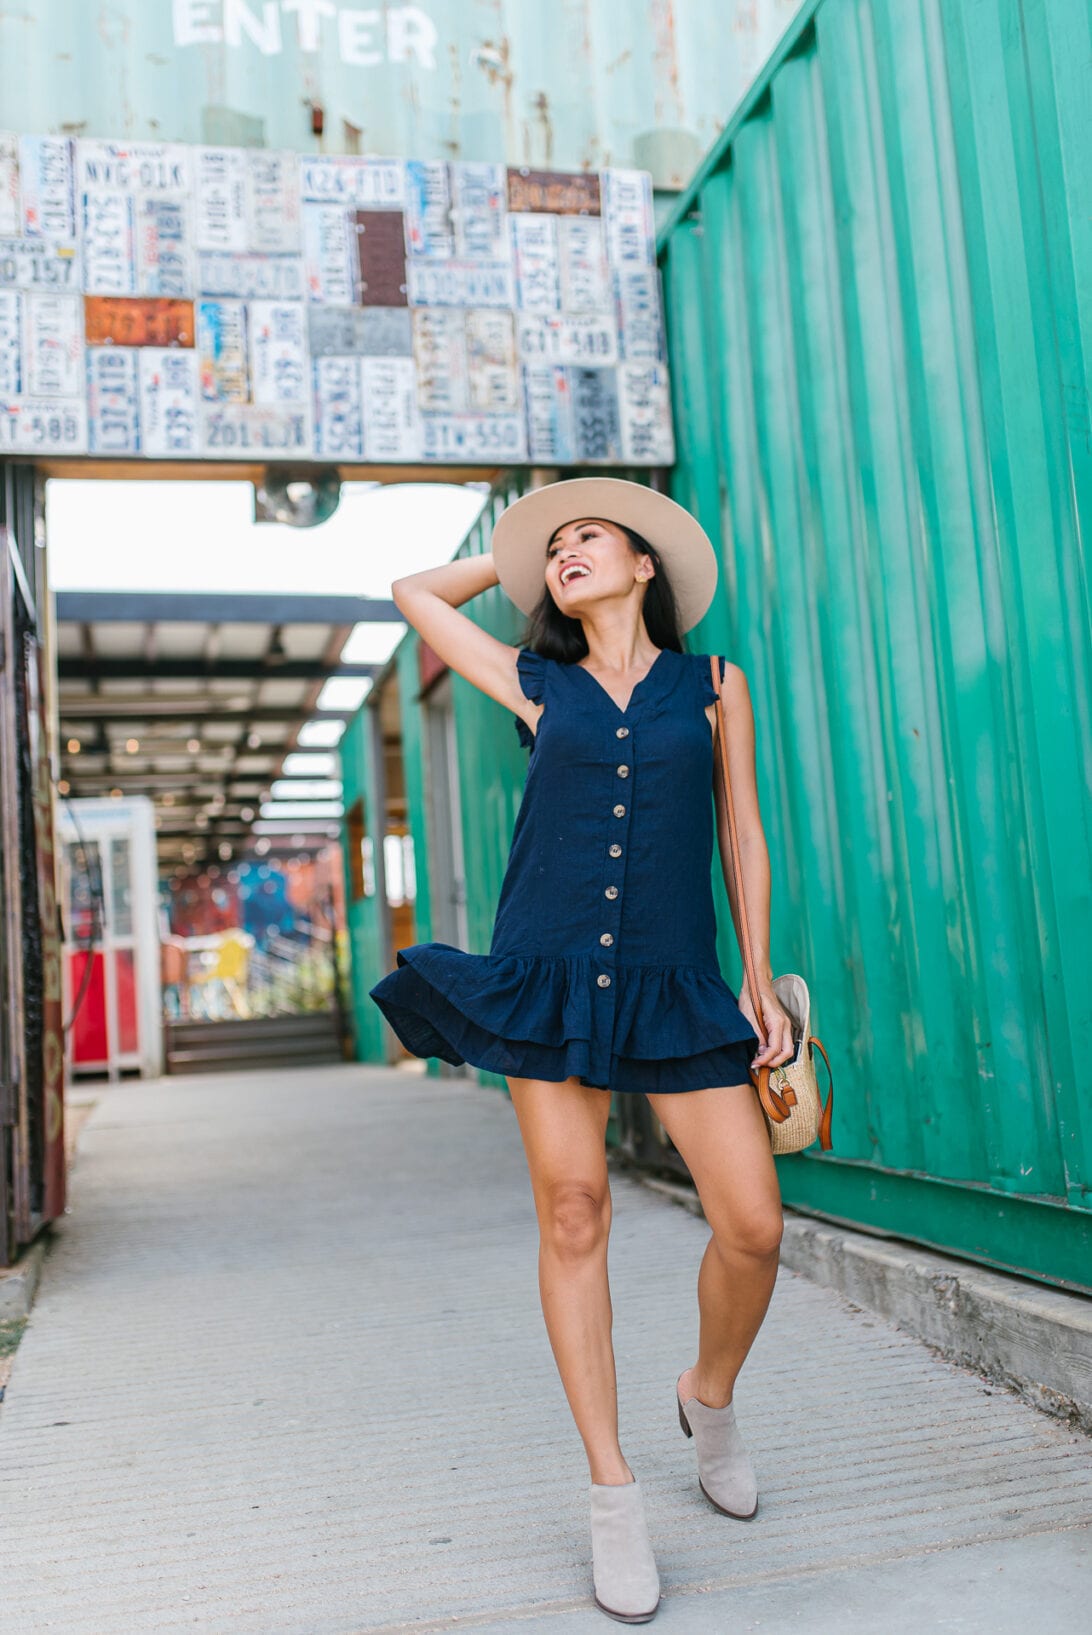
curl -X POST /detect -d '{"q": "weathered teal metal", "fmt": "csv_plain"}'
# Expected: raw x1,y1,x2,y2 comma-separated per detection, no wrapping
340,689,388,1064
0,1,803,188
657,0,1092,1288
341,475,527,1089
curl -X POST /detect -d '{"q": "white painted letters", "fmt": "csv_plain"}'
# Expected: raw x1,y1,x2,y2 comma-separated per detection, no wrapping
224,0,282,54
172,0,224,47
387,6,438,69
281,0,337,53
172,2,440,69
338,9,382,67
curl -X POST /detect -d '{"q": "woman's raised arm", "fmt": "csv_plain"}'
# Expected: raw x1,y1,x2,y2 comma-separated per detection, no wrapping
391,552,539,730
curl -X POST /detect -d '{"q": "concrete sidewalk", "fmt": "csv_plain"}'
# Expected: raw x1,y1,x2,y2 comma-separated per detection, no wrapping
0,1064,1090,1634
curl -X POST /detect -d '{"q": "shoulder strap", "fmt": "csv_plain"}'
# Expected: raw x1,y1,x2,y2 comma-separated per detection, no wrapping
709,656,782,1119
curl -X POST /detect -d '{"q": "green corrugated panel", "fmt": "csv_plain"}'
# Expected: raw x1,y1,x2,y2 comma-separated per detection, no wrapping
659,0,1092,1287
339,703,388,1063
396,634,434,950
445,480,529,1089
341,477,528,1082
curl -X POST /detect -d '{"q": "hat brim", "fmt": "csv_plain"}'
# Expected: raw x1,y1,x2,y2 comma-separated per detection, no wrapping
491,479,719,635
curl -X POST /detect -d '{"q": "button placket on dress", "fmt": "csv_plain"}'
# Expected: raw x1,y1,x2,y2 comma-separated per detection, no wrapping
591,719,634,1082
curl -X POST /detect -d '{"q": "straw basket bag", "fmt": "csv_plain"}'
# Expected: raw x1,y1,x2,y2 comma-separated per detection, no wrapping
709,657,834,1154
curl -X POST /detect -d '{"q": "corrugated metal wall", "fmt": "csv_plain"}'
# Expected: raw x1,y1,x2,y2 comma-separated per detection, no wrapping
658,0,1092,1287
340,687,388,1063
0,0,803,189
448,478,527,967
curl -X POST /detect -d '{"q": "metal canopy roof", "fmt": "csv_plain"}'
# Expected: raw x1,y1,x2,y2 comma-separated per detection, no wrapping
55,590,400,869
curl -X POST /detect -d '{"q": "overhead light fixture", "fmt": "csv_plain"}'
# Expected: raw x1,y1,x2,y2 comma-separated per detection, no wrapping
316,676,372,712
339,623,403,665
187,738,201,755
259,801,343,821
67,738,81,754
297,719,347,748
282,752,337,777
270,779,342,801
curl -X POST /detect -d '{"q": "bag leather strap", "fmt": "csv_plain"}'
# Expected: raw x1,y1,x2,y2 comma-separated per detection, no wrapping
708,655,783,1123
709,658,836,1145
809,1035,835,1151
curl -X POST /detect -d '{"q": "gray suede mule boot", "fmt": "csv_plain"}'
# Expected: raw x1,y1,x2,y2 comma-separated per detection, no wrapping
677,1375,758,1519
589,1478,661,1623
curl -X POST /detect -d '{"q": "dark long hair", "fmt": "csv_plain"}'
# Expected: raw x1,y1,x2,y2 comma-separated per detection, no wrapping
517,524,687,661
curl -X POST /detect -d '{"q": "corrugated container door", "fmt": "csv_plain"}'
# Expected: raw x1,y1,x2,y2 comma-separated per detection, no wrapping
658,0,1092,1288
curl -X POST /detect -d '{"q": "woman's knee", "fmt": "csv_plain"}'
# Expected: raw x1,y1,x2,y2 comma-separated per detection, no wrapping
540,1180,611,1262
711,1202,784,1262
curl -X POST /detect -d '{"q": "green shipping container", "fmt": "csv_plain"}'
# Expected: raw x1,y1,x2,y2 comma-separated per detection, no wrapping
658,0,1092,1289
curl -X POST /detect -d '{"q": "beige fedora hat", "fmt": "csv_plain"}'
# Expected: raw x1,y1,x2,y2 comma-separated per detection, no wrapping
491,478,719,634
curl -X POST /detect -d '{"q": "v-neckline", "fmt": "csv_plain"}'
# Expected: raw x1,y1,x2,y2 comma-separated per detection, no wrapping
572,648,668,716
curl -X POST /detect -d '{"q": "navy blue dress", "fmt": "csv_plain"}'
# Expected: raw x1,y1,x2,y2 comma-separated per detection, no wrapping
369,646,760,1093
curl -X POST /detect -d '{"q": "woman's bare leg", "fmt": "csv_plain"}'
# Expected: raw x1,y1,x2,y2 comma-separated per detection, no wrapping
646,1083,783,1408
506,1074,631,1485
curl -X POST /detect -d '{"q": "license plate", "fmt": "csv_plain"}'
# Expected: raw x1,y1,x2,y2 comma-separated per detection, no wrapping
0,395,86,453
517,312,619,367
301,157,405,211
0,238,80,291
362,356,421,461
404,160,454,259
510,214,560,313
523,364,575,465
200,402,311,455
196,298,249,401
602,169,655,268
421,413,526,462
139,347,199,457
619,361,674,464
406,259,514,308
196,251,303,302
248,300,307,407
309,305,412,358
88,345,141,452
313,355,364,459
84,296,195,349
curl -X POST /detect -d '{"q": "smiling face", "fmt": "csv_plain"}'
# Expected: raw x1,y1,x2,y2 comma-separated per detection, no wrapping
544,517,655,616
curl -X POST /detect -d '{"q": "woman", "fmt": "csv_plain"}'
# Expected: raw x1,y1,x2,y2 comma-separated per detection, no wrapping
370,478,794,1624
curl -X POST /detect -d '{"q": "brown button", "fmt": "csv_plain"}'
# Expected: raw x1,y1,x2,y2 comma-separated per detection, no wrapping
605,886,618,900
600,932,614,947
609,843,622,858
613,803,626,818
616,765,629,778
616,726,630,738
597,973,611,988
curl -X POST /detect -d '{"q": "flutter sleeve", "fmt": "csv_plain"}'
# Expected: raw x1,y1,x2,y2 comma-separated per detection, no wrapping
698,653,728,706
513,649,548,749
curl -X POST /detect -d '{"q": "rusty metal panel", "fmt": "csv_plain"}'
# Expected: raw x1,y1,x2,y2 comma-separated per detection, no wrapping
658,0,1092,1287
0,3,806,191
84,297,195,348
